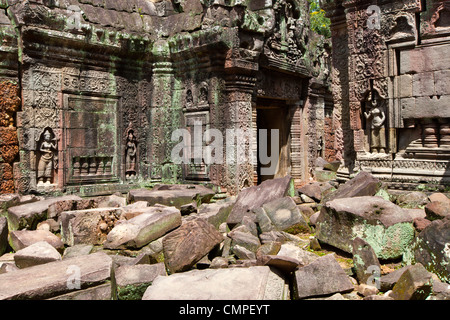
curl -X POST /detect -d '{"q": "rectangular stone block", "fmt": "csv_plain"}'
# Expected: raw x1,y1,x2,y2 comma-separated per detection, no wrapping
400,43,450,74
398,74,413,98
7,195,82,231
402,95,450,119
412,72,435,97
434,70,450,96
60,207,123,246
142,266,288,300
0,252,113,300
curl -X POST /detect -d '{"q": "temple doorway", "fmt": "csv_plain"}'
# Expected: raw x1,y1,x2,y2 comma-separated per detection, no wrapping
256,99,292,184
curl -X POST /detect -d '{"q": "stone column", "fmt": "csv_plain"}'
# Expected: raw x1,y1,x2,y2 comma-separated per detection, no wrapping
223,49,258,195
149,40,179,182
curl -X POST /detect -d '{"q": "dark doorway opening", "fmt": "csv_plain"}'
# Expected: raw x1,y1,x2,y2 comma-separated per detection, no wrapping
256,99,292,184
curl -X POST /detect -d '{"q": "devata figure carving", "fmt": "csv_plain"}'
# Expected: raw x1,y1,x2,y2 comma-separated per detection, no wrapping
37,128,57,185
125,129,137,179
364,90,386,154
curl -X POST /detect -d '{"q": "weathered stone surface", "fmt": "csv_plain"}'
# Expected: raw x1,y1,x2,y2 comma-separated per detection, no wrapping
228,225,261,253
396,191,429,209
425,201,450,220
390,263,433,300
163,218,224,273
257,254,301,274
195,196,235,229
293,254,354,299
14,241,62,269
352,237,380,285
324,171,381,202
128,184,215,209
227,176,293,228
232,244,256,260
49,283,112,300
7,195,82,230
61,207,123,246
142,266,288,300
104,206,181,250
254,197,310,233
412,217,450,283
9,230,64,252
316,196,415,260
0,252,112,300
62,244,94,260
114,263,167,300
428,193,450,203
380,265,412,292
0,217,8,256
277,242,319,266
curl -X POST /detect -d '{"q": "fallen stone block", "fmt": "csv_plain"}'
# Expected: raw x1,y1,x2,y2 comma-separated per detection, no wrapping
163,218,224,273
104,206,181,250
49,283,112,300
227,176,293,228
0,251,113,300
228,225,261,253
113,263,167,300
60,207,123,246
277,242,319,266
62,244,94,260
195,196,236,229
293,254,354,299
127,184,215,209
14,241,62,269
256,254,301,274
390,263,433,300
412,217,450,283
351,237,381,285
7,195,82,230
9,229,64,252
142,266,288,300
0,217,8,256
380,265,412,292
323,171,381,202
254,196,310,233
425,201,450,220
316,196,415,260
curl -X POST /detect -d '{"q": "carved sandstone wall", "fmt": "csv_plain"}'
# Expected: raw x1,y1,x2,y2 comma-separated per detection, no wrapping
323,0,450,188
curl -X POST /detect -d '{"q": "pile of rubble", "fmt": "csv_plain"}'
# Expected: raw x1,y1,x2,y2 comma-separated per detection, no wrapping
0,172,449,300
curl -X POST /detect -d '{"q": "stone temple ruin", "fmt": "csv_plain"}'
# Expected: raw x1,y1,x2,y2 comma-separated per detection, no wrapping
0,0,333,196
0,0,449,302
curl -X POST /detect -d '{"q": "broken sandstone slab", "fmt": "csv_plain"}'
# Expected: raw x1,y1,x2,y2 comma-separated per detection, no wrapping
127,184,215,209
227,175,294,228
7,195,82,230
9,229,64,252
254,196,310,233
0,251,112,300
316,196,415,260
113,263,167,300
142,266,288,300
163,218,224,273
104,206,181,250
293,254,354,300
14,241,62,269
60,207,123,246
323,171,381,203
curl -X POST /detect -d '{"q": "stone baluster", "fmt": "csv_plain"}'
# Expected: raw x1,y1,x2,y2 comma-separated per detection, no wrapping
439,119,450,148
80,158,89,176
422,119,439,148
73,157,80,177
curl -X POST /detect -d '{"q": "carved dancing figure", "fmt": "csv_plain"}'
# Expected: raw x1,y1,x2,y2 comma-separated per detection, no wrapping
125,130,137,179
38,129,57,185
364,91,387,153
